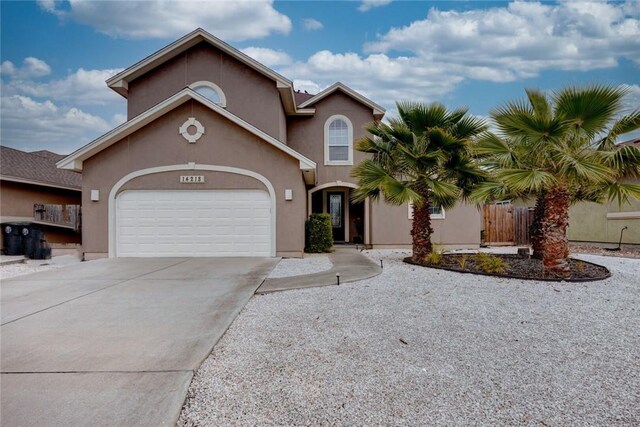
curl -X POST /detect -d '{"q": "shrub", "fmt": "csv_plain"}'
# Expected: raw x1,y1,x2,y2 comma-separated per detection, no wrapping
305,213,333,253
473,253,508,274
424,250,443,265
456,255,469,269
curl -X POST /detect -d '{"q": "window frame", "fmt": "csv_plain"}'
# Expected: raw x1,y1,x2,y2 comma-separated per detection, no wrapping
324,114,353,166
189,81,227,107
408,202,446,220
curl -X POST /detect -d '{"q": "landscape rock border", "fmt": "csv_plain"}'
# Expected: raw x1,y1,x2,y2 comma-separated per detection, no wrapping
403,255,612,282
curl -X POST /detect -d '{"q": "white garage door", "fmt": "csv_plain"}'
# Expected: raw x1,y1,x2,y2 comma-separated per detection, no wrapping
116,190,272,257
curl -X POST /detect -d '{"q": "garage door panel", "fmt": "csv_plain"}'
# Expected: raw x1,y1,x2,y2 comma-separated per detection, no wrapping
116,190,272,257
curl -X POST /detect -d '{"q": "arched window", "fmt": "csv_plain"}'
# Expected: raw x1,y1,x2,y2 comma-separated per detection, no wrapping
324,115,353,165
189,81,226,107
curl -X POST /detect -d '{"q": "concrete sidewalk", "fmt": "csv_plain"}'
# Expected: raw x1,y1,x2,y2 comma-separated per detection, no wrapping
257,246,382,293
1,257,277,427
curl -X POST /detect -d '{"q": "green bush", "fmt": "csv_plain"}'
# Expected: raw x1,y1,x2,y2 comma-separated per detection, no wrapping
424,250,444,265
305,213,333,253
473,253,508,274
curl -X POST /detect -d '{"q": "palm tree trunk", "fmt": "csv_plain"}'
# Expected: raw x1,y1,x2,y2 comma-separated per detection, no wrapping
411,195,434,262
541,186,570,278
530,194,545,259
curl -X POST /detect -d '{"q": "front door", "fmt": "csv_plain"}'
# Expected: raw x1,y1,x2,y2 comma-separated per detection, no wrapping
327,192,345,242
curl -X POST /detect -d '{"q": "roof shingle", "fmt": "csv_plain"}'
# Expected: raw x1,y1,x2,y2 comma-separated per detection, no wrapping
0,146,81,189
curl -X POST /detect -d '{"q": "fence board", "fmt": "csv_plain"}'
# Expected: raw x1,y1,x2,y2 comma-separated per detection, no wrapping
483,203,520,245
34,204,81,232
514,207,534,245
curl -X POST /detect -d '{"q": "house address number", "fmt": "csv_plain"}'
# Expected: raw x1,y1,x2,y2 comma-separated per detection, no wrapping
180,175,205,183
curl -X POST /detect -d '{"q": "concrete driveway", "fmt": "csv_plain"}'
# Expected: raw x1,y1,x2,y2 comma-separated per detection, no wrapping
1,257,277,426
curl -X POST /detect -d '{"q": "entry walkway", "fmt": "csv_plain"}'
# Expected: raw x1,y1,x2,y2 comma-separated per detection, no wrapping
258,246,382,293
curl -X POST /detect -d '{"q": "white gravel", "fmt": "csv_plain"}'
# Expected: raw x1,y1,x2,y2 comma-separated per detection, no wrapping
179,249,640,426
268,253,333,278
0,255,81,280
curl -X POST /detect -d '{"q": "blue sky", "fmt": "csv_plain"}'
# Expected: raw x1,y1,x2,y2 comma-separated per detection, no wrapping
1,0,639,154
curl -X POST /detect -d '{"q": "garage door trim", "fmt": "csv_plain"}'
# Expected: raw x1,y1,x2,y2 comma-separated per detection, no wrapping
108,164,276,257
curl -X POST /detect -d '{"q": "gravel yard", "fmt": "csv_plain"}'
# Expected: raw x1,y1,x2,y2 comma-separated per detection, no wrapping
0,255,80,279
267,253,332,278
179,250,640,426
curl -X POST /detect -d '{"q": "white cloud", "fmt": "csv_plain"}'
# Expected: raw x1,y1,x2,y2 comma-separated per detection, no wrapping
0,61,16,75
302,18,323,31
293,80,322,95
281,51,463,111
0,95,114,153
111,113,127,126
38,0,292,41
4,67,124,105
241,47,292,67
0,57,51,79
358,0,392,12
364,1,640,81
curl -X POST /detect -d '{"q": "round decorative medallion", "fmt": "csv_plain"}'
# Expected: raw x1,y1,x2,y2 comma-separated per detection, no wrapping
179,117,205,143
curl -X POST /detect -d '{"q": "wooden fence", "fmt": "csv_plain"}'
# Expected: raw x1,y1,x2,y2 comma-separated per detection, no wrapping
33,204,81,232
483,204,533,245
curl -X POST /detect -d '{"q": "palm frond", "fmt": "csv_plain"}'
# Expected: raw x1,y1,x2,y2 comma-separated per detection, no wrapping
554,84,627,138
605,182,640,207
468,180,521,205
598,110,640,149
496,168,557,193
525,88,552,122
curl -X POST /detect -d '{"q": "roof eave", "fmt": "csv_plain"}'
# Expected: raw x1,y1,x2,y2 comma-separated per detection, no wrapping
107,28,294,99
58,88,317,177
298,82,386,118
0,175,81,192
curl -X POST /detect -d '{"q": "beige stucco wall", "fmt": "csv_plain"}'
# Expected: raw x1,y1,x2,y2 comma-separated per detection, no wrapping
569,199,640,244
81,100,306,258
370,200,481,248
127,42,286,142
0,180,81,245
287,91,375,186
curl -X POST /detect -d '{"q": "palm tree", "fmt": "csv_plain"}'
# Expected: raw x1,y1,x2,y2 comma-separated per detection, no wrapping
352,102,487,262
472,85,640,277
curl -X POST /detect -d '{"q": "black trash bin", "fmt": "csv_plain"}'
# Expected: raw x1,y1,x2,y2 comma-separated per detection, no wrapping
24,227,51,259
22,226,37,258
3,224,23,255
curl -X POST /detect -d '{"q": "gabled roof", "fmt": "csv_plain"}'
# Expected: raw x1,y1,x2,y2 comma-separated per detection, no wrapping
57,88,317,183
297,82,386,120
1,146,81,191
106,28,312,116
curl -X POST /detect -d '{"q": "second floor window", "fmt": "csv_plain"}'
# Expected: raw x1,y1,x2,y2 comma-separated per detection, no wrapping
189,81,227,107
324,115,353,165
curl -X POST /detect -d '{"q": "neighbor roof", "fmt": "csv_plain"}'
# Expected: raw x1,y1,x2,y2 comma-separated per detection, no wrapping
297,82,386,119
618,137,640,147
57,88,317,184
1,146,81,190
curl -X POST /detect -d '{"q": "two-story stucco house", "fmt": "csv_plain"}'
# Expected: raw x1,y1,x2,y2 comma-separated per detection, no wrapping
58,29,480,259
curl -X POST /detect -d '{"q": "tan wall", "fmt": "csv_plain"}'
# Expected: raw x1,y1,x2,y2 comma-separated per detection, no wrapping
569,199,640,244
287,91,374,185
370,200,481,248
0,180,81,244
82,100,306,257
127,42,285,141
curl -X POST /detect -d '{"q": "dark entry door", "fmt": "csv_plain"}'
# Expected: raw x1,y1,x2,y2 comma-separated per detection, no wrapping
327,192,345,242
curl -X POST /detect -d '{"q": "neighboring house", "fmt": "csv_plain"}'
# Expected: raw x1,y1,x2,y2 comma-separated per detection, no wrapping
568,138,640,245
57,28,480,259
1,146,82,251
